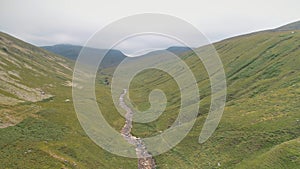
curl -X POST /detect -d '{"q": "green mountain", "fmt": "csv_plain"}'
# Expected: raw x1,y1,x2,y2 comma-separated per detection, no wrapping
0,32,137,168
0,32,73,128
0,20,300,169
118,27,300,168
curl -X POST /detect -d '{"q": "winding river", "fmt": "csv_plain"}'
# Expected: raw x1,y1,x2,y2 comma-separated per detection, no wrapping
119,89,156,169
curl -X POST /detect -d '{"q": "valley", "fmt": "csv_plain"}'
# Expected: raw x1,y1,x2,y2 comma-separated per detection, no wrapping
0,21,299,169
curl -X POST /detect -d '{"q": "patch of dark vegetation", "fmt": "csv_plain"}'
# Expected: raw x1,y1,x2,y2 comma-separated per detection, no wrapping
197,105,210,117
19,101,33,106
103,77,109,85
280,77,300,88
258,36,293,57
57,146,77,159
55,75,68,81
226,93,238,102
260,62,283,79
249,85,269,98
264,53,279,60
2,46,8,53
0,117,66,148
0,145,64,169
36,109,57,117
39,96,55,103
227,57,259,78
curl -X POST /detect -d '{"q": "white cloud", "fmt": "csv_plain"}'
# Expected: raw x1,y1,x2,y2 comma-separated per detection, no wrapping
1,0,299,55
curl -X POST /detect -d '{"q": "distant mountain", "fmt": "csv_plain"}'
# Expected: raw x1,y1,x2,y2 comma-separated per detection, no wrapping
166,46,192,55
125,46,192,59
42,45,192,68
42,44,126,68
274,20,300,31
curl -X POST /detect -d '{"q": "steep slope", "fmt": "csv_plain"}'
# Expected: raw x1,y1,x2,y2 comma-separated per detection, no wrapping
0,32,73,128
0,32,137,168
99,28,300,168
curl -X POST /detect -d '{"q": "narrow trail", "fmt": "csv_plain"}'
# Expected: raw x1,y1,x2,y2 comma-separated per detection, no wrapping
119,89,156,169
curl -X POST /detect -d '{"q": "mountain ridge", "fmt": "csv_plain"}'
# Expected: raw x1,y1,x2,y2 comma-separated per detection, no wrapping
42,44,192,63
41,44,126,68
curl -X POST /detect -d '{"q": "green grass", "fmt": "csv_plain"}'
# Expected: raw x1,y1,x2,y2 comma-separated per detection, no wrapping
103,30,300,168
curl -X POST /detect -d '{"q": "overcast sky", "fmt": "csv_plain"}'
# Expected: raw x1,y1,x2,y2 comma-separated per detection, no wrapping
1,0,300,54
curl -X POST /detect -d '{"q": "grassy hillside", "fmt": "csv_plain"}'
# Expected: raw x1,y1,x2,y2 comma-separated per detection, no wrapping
0,32,137,168
0,32,73,128
0,23,299,169
97,29,300,168
236,138,299,169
